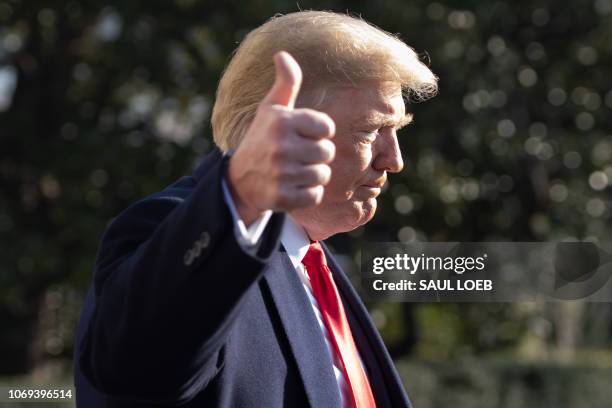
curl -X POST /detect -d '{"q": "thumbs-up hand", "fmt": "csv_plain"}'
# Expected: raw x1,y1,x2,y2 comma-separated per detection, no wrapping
227,51,336,225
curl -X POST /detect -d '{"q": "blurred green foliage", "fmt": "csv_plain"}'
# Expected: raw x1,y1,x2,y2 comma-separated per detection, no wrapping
1,0,612,403
399,358,612,408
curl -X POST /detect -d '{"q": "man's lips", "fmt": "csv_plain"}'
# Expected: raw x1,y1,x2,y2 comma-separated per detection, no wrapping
362,177,386,189
359,180,385,196
360,186,381,194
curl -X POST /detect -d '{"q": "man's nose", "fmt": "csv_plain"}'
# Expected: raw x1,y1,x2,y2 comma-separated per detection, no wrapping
372,128,404,173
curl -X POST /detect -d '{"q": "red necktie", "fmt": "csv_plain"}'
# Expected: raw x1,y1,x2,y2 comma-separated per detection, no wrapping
301,241,377,408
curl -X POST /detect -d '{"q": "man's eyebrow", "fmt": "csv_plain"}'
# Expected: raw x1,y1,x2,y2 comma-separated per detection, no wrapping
358,112,414,130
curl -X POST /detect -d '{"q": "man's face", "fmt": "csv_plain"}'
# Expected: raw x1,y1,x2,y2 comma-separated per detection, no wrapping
292,83,410,240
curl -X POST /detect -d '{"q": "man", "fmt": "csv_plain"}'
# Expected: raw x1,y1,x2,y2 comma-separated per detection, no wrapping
74,10,437,407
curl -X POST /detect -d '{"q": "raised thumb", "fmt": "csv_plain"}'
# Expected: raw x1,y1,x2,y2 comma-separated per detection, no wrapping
262,51,303,109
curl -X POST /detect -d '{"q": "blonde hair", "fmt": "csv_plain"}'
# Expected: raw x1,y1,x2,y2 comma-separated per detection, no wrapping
211,10,438,152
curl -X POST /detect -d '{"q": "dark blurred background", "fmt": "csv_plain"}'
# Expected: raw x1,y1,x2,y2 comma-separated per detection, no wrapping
1,0,612,407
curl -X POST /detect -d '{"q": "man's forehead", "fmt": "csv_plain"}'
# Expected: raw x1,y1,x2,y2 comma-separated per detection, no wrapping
353,89,408,128
330,85,405,117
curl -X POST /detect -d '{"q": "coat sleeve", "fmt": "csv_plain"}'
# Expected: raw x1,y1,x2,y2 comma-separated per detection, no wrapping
78,152,284,404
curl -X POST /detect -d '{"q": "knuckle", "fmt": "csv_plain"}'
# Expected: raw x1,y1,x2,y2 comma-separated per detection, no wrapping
326,139,336,158
323,116,336,134
305,110,326,127
316,139,335,162
309,185,324,204
314,111,335,136
318,164,332,184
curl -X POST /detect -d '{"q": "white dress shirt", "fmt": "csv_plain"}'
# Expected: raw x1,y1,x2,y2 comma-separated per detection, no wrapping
280,215,353,407
221,180,353,407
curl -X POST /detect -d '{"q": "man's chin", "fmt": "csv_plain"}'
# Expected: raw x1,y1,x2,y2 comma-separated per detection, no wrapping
292,198,378,239
349,197,377,227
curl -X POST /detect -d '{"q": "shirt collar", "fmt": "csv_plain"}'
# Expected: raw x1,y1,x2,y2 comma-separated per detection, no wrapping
281,215,311,269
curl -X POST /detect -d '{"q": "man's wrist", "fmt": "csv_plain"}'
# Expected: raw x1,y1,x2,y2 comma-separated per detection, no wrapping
227,158,265,226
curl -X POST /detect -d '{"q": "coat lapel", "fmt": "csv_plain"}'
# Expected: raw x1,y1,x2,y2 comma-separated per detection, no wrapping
262,250,342,407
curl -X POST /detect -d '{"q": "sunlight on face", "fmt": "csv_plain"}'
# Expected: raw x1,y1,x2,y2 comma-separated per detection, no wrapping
292,83,408,240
